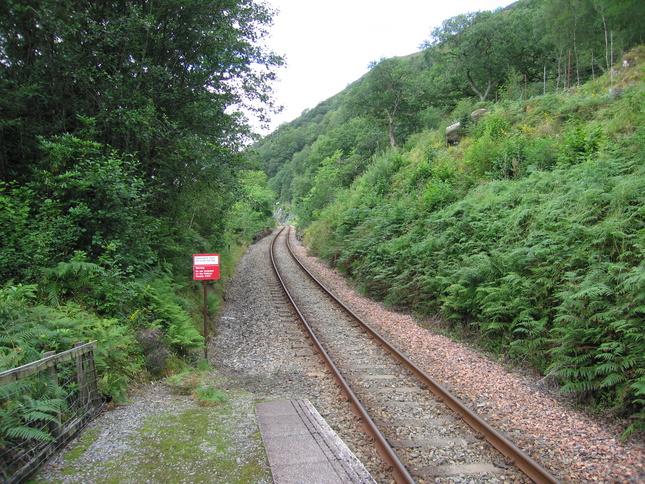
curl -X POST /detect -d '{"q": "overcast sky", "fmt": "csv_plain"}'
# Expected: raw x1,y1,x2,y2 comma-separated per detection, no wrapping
259,0,516,133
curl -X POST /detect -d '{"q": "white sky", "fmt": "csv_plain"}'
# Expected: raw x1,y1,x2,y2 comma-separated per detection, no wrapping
259,0,516,134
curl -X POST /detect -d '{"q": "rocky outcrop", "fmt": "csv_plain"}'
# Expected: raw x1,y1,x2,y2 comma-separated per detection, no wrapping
445,108,489,145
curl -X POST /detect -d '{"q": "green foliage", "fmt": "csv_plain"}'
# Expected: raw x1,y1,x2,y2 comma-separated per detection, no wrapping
0,282,143,402
0,132,156,282
524,137,559,171
0,379,64,448
257,3,644,224
466,132,502,175
166,371,202,395
0,284,45,368
194,386,228,407
0,0,283,185
426,5,544,102
0,0,286,454
302,60,645,435
558,122,605,165
538,0,644,88
346,56,432,148
164,371,226,406
226,170,276,242
258,7,645,438
139,276,205,354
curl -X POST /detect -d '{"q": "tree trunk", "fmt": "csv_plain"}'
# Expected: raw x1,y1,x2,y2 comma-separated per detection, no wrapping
385,97,401,149
466,70,490,102
388,117,397,149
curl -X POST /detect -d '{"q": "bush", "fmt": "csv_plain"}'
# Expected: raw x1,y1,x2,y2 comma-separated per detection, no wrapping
138,275,205,354
524,137,558,171
558,122,604,165
136,328,172,377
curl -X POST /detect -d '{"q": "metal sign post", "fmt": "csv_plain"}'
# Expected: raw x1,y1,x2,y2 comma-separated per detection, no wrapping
193,254,220,358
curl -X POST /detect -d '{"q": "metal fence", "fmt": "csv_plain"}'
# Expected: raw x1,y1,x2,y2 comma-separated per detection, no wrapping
0,341,102,484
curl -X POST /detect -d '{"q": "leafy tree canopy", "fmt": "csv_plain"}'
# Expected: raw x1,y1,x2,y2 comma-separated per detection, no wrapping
425,6,544,101
0,0,283,194
346,56,432,148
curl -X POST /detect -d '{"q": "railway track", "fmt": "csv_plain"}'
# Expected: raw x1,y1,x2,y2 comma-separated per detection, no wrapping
270,226,560,484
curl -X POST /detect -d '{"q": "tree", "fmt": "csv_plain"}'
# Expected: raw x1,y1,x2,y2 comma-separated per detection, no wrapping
226,170,276,240
604,0,645,49
0,130,155,281
346,57,430,149
538,0,645,87
0,0,284,276
0,0,283,209
539,0,603,87
425,7,543,101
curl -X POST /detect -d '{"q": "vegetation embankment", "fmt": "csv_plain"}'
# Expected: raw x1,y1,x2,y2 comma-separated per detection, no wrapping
250,0,645,438
0,0,279,459
307,73,645,438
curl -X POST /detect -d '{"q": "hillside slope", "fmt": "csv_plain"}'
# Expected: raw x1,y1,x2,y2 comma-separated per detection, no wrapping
301,47,645,437
247,0,645,437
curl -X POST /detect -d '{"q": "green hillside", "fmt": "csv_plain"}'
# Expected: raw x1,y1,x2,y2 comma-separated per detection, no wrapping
250,1,645,437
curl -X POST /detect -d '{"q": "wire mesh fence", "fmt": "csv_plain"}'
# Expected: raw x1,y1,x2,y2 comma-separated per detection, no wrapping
0,341,102,484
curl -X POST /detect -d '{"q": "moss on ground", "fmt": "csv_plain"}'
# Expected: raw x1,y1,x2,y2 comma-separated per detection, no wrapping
61,428,100,463
130,402,267,483
33,376,272,484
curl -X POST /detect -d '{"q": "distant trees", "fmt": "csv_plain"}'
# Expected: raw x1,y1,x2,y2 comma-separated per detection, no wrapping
250,0,644,233
424,0,645,100
538,0,645,87
254,0,645,220
226,170,276,239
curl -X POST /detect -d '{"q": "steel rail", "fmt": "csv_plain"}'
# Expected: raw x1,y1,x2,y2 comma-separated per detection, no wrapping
283,225,561,484
270,226,416,484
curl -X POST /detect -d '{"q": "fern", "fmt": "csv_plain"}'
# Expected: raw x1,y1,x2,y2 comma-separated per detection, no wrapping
632,380,645,397
41,252,104,307
0,381,65,449
144,279,204,352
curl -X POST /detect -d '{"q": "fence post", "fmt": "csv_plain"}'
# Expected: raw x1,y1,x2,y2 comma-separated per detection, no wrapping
74,342,89,407
86,345,101,406
43,351,62,438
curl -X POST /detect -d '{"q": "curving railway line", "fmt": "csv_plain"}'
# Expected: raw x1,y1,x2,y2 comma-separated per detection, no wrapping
269,225,560,484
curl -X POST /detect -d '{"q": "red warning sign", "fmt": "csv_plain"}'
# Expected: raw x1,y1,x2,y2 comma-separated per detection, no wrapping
193,254,220,280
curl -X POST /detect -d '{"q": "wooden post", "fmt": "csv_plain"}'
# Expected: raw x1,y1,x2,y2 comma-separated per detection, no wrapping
86,346,101,406
44,351,62,438
203,280,208,359
75,342,89,407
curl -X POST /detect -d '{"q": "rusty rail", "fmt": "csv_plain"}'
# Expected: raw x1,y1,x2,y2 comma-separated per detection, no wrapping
270,226,416,483
279,225,561,484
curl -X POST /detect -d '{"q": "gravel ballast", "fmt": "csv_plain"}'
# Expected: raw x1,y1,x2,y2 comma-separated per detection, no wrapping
35,228,645,483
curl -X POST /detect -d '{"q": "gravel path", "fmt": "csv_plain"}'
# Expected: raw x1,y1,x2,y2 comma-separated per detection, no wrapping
35,227,645,483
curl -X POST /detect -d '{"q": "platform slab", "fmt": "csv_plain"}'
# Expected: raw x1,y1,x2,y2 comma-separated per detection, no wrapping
255,399,376,484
